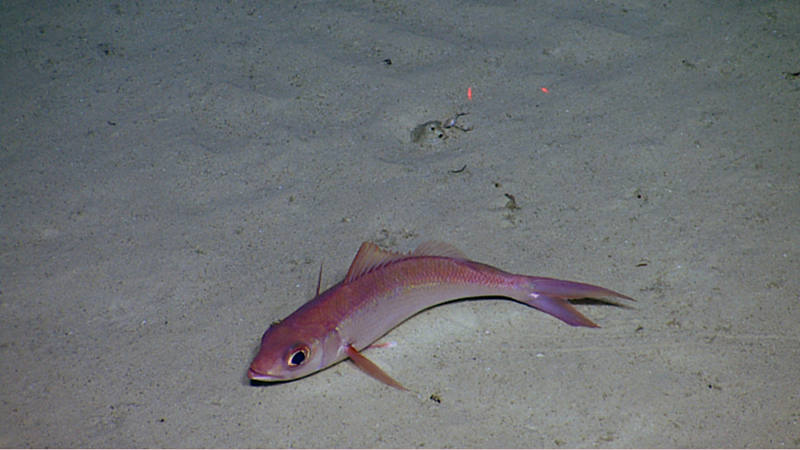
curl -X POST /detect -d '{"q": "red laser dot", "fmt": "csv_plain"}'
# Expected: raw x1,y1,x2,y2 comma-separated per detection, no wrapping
540,87,549,93
467,86,473,100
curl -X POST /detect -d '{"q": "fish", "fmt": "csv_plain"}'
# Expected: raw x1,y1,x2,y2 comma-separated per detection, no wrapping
247,241,633,390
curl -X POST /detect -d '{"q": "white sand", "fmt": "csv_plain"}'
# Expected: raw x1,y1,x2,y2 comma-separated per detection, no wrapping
2,1,798,447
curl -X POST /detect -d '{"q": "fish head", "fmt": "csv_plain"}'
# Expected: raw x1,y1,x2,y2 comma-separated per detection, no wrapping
247,319,333,382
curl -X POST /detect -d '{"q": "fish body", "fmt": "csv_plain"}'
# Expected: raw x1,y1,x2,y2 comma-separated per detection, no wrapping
248,241,633,389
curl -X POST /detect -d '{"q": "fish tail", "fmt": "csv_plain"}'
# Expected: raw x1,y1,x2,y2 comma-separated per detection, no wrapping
516,276,634,328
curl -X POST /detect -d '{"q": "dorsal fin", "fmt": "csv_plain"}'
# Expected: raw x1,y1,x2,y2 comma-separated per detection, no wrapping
315,262,323,296
344,241,468,284
412,241,467,259
344,242,408,283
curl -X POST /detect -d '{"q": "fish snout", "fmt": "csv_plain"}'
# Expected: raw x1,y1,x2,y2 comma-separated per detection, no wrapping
247,365,279,382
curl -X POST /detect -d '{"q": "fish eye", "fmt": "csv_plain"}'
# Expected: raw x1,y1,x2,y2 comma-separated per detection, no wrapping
287,346,309,366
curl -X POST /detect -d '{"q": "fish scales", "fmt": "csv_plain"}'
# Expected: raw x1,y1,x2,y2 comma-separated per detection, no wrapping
336,256,519,350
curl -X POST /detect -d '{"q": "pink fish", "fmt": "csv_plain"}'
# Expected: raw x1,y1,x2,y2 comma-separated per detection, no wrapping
248,241,633,390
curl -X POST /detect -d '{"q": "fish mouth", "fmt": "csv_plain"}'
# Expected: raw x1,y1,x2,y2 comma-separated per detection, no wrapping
247,367,280,382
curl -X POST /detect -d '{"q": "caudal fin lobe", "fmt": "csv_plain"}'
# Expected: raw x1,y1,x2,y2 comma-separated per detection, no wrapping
522,276,634,327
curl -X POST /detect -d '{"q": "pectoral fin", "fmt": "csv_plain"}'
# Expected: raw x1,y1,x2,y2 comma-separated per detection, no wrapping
345,344,407,391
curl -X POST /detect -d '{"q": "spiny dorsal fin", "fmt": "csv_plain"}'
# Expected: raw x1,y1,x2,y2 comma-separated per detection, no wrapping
344,242,407,283
344,241,468,284
412,241,467,259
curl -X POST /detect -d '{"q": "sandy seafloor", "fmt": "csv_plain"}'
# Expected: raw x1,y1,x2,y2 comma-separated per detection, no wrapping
1,1,799,447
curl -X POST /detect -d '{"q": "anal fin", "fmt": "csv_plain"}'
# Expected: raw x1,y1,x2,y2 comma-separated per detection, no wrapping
345,344,408,391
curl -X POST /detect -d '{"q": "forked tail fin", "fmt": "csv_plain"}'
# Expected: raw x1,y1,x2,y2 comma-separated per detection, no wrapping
519,276,634,327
